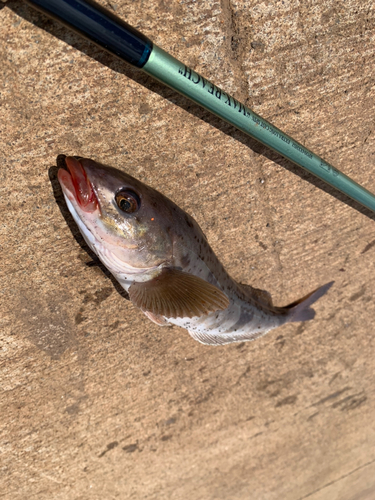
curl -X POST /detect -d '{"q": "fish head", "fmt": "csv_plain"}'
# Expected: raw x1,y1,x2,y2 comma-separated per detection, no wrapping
57,156,175,275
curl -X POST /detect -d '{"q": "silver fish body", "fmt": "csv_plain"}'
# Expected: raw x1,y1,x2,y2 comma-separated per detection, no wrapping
58,157,333,345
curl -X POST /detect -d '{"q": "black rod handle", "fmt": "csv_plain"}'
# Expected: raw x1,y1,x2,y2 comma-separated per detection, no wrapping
25,0,153,67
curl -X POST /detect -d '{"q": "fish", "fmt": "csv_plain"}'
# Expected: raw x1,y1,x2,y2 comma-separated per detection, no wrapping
57,156,334,346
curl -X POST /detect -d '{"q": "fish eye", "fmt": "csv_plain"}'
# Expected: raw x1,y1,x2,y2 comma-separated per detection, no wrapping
115,189,140,213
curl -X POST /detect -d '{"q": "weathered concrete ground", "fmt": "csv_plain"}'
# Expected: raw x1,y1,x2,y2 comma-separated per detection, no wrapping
1,1,375,498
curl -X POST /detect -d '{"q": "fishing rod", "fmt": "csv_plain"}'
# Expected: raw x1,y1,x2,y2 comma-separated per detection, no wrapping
25,0,375,214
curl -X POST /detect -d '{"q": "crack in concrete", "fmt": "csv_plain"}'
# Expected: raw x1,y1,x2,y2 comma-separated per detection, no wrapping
220,0,250,98
297,457,375,500
220,0,284,274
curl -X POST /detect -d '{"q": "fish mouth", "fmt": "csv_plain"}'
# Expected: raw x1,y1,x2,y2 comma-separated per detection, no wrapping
58,156,99,213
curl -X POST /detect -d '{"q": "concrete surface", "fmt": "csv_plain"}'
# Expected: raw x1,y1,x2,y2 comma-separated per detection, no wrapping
1,0,375,499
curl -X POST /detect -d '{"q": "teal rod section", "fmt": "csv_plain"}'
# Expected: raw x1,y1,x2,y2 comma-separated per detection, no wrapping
144,45,375,213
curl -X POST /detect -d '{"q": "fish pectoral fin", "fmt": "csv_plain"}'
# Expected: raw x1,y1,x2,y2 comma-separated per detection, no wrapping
238,283,273,307
129,268,229,319
143,310,172,327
